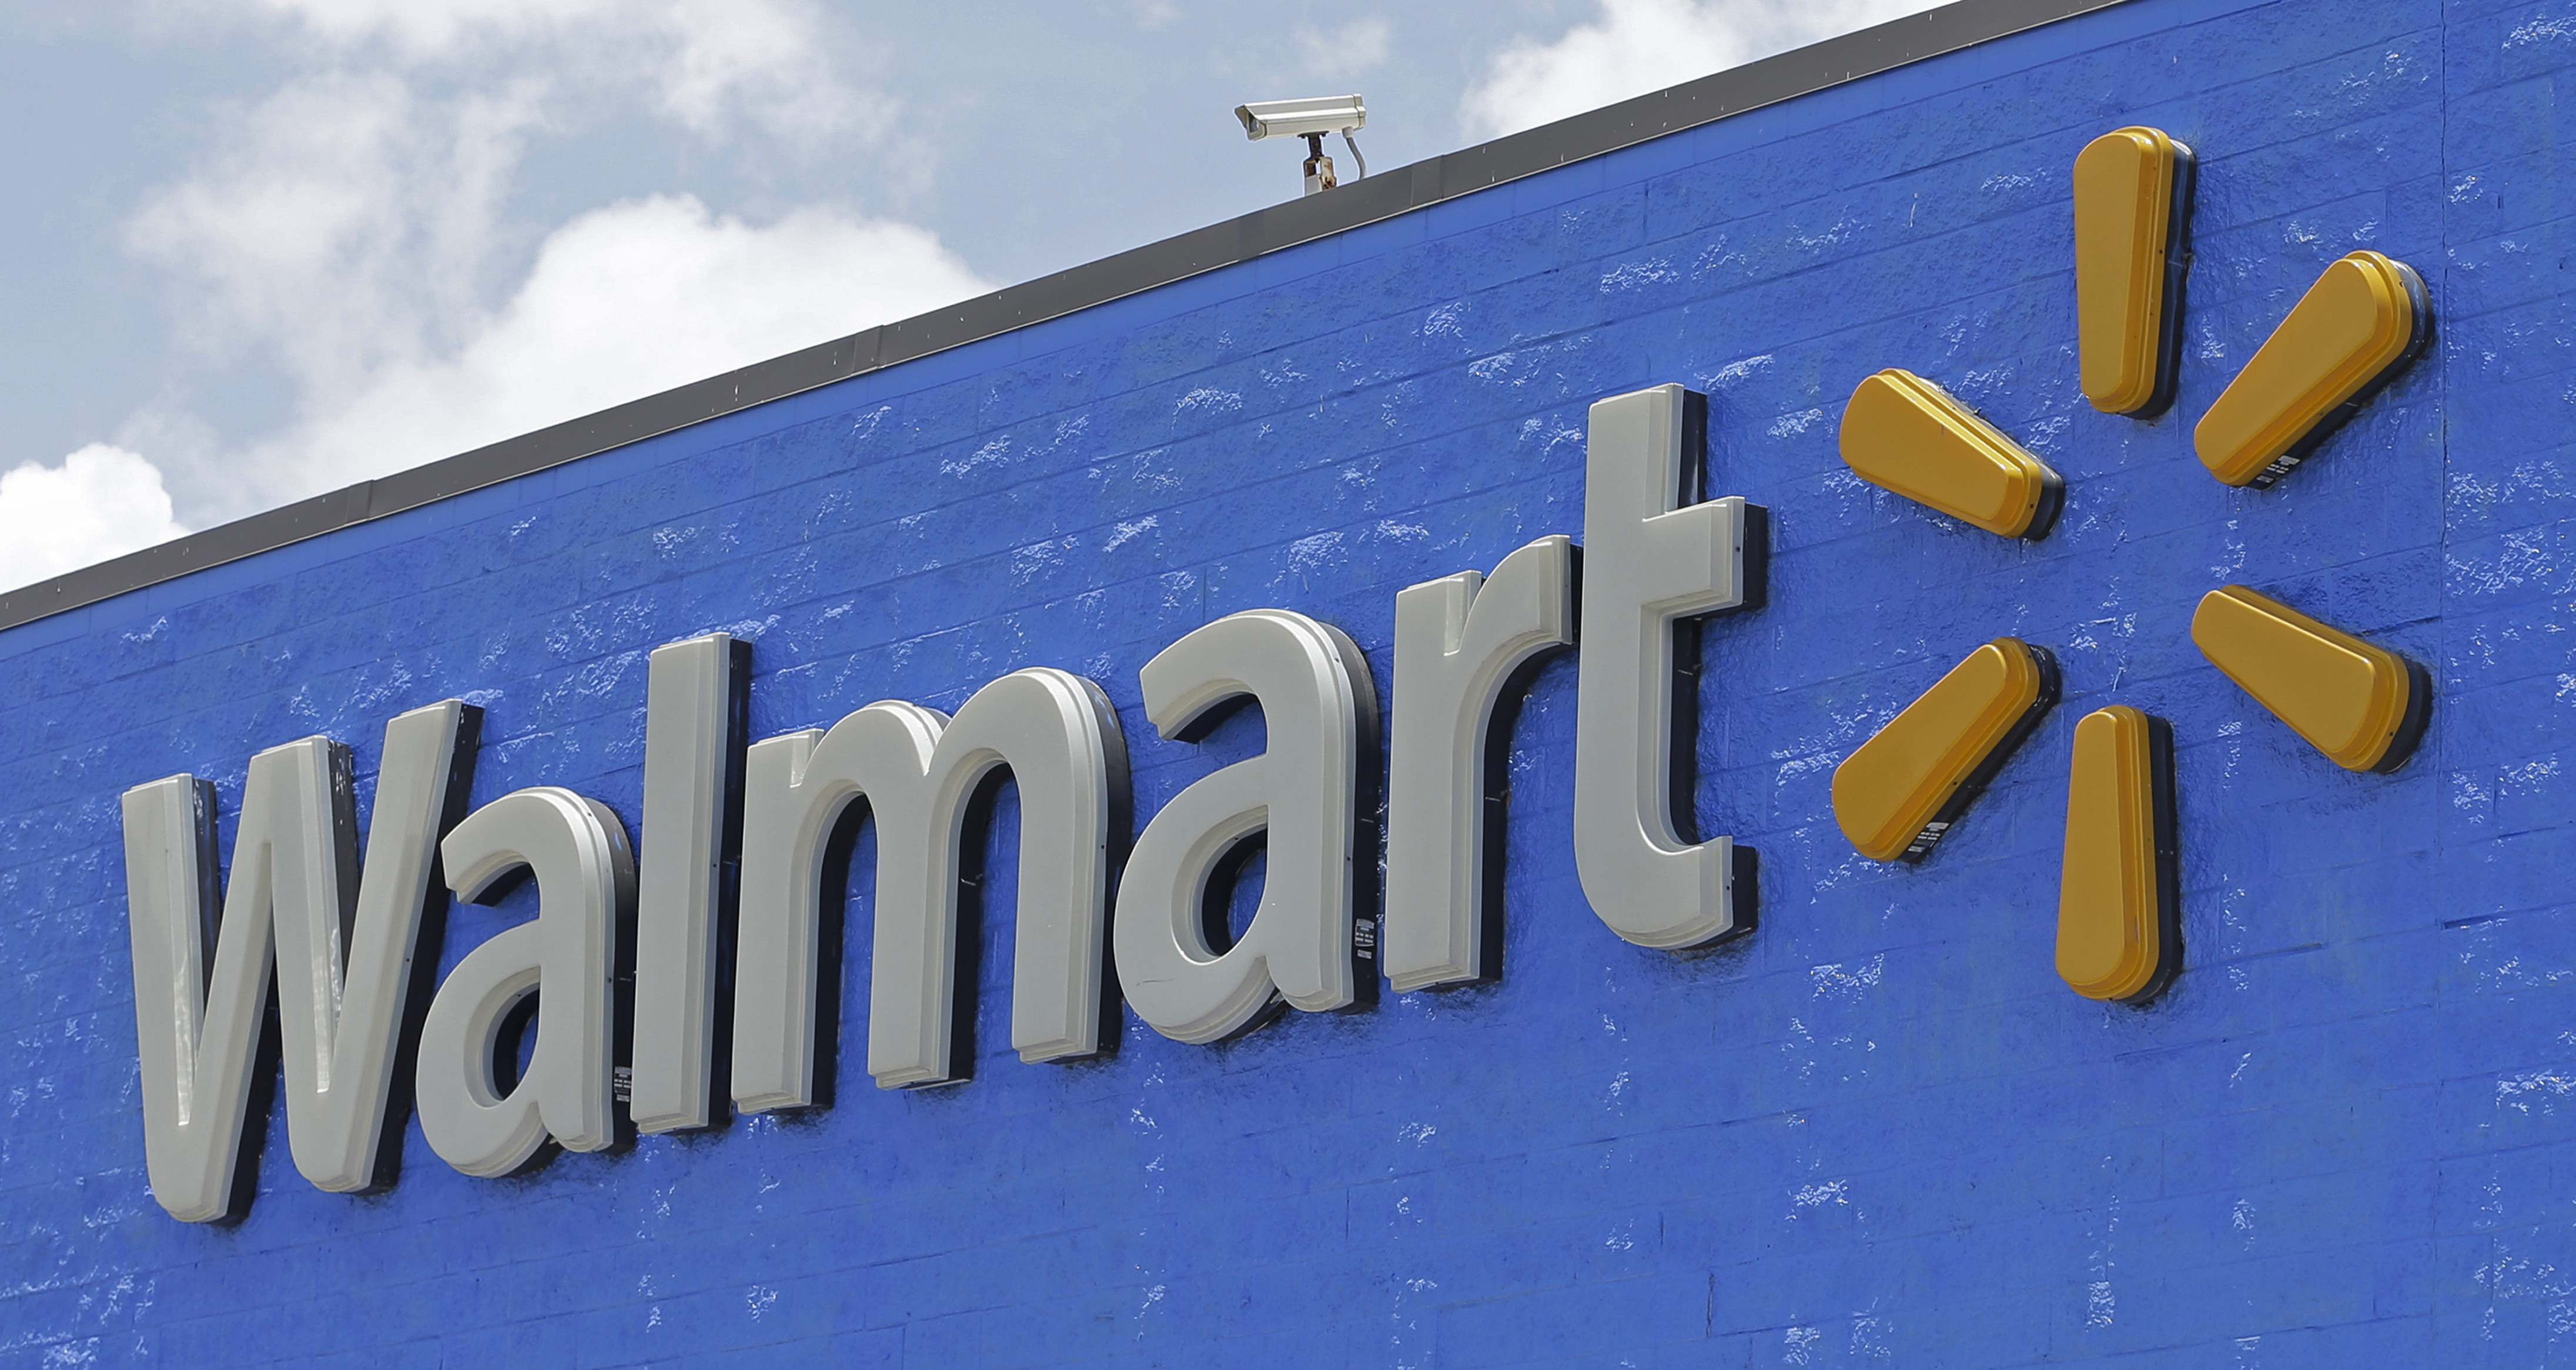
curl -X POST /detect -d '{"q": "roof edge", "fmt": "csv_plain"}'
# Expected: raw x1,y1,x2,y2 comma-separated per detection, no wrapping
0,0,2132,633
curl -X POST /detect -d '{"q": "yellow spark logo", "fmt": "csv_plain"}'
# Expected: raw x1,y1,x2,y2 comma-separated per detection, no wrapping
1822,126,2433,1007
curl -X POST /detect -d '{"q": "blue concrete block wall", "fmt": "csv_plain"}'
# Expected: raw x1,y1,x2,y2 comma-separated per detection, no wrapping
8,0,2576,1361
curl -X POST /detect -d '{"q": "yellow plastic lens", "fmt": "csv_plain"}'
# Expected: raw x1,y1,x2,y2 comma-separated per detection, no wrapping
2191,586,2426,771
2194,250,2427,487
2056,706,2175,1002
1833,637,2055,861
1839,369,2063,539
2074,126,2190,416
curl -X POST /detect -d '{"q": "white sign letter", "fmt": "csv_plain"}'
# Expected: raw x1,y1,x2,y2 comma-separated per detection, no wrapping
630,633,748,1135
120,701,475,1221
1114,610,1375,1043
417,787,633,1177
1574,383,1762,948
1383,536,1574,990
730,667,1124,1104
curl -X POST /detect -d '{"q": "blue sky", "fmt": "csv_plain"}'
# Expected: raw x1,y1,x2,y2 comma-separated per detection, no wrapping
0,0,1933,590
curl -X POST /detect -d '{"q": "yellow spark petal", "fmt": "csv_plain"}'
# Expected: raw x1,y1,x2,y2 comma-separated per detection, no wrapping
2190,585,2428,772
2194,250,2428,487
1833,637,2057,861
2074,126,2192,416
2056,706,2178,1003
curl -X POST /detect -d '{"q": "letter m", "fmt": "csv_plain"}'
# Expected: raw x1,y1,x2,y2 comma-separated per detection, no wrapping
119,702,474,1221
732,668,1123,1102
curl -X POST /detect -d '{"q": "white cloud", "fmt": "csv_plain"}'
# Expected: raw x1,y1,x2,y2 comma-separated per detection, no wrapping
128,73,540,402
240,0,621,49
1299,18,1393,80
95,2,979,537
0,446,190,593
238,0,884,142
1461,0,1938,139
0,0,976,582
251,193,989,500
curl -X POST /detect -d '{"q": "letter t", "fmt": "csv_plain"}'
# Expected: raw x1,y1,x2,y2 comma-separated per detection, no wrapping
1573,383,1761,949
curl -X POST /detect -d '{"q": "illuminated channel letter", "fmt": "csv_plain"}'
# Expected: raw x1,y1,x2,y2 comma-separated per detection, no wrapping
2191,585,2429,773
629,633,749,1135
2056,706,2179,1003
1113,610,1374,1042
1384,536,1575,990
2073,125,2194,417
417,788,634,1177
120,701,476,1221
730,667,1123,1104
1840,369,2062,539
1573,383,1762,949
2195,250,2430,487
1833,638,2058,861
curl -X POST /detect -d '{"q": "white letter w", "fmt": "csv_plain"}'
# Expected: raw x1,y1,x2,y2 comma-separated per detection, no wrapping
119,701,474,1222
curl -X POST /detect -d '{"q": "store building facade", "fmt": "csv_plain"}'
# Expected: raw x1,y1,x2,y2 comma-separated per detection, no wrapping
6,0,2574,1361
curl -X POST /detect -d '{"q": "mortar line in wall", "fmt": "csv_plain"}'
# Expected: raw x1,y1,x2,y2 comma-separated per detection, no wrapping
2433,0,2455,1331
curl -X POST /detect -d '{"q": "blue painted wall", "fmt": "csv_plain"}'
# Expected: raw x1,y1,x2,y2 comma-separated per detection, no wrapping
8,0,2576,1361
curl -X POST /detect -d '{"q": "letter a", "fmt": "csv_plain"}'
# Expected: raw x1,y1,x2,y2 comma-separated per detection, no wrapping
416,788,633,1177
1115,610,1375,1043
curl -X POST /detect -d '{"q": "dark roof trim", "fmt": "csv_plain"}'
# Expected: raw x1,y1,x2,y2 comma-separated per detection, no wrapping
0,0,2132,633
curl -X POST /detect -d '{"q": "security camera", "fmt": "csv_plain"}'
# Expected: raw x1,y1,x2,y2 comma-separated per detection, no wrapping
1235,95,1366,141
1235,95,1368,196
